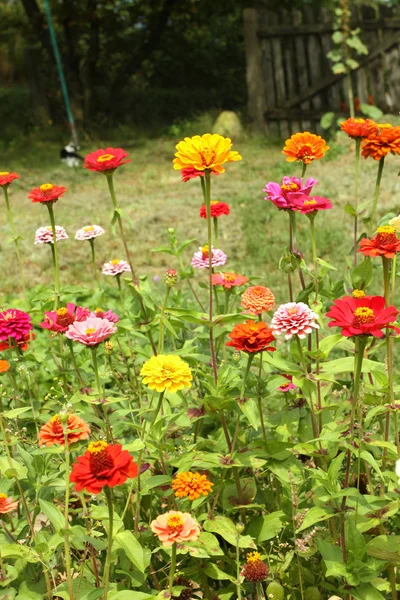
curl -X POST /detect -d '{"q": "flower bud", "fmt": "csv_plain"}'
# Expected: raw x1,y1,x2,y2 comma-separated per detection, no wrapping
164,269,178,287
105,340,114,354
236,522,245,534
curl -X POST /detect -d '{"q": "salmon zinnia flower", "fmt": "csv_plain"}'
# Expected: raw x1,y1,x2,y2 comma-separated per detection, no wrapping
340,118,378,139
227,320,276,354
241,552,269,583
172,471,214,501
359,226,400,259
326,295,399,338
28,183,66,204
140,354,192,393
361,126,400,160
70,441,138,494
283,132,329,164
0,494,18,514
150,511,200,547
212,272,248,289
199,201,230,219
39,414,90,446
173,133,242,176
241,286,275,315
0,172,20,188
83,147,130,173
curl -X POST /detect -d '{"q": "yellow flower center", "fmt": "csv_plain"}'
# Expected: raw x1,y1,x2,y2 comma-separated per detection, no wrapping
353,306,375,324
83,226,94,232
287,307,298,315
88,440,108,454
40,183,54,192
95,307,103,313
50,415,61,423
110,259,121,265
2,311,15,321
247,551,262,564
97,154,114,163
0,172,10,176
0,494,7,503
85,328,97,335
57,308,68,317
223,273,236,283
354,118,365,123
281,182,299,192
378,123,392,129
201,244,210,259
210,200,219,206
377,225,395,235
200,147,217,167
167,514,184,531
352,289,365,299
303,199,317,206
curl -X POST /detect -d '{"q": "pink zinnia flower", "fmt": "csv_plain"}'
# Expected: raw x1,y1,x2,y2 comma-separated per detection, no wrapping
0,172,19,188
212,272,249,289
83,148,130,174
263,176,318,211
65,317,117,346
39,304,91,334
102,259,131,276
0,494,18,514
0,309,32,343
91,308,119,323
291,195,332,214
34,226,68,244
277,374,297,392
150,511,200,547
271,302,319,339
191,245,227,269
75,225,105,241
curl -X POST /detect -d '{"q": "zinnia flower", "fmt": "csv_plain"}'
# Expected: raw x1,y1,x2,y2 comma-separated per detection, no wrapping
181,167,206,183
340,118,378,139
140,354,192,393
241,552,269,583
39,304,91,334
38,414,90,446
70,441,138,494
83,148,130,173
0,172,19,188
277,374,297,392
34,226,68,244
282,132,329,164
271,302,319,339
0,494,18,514
263,176,318,210
102,259,131,276
0,360,10,373
150,511,200,547
212,272,248,289
191,246,227,269
241,286,275,315
171,471,214,501
361,126,400,160
0,309,32,343
359,225,400,259
65,317,117,346
326,295,399,338
75,225,105,241
199,201,230,219
226,320,276,354
173,133,242,175
90,308,119,323
0,332,34,352
292,196,332,214
28,183,66,204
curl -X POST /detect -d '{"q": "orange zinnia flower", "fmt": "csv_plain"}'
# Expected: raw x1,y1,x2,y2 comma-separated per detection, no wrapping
0,360,10,373
359,226,400,259
0,494,18,514
171,471,214,501
282,132,329,164
361,126,400,160
226,320,276,354
241,286,275,315
340,118,378,139
150,511,200,547
38,414,90,447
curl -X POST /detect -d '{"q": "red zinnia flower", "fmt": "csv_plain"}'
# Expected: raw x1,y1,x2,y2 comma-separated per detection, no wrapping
291,195,332,214
361,126,400,160
83,148,130,174
0,309,32,343
39,303,91,334
0,172,20,188
39,414,90,446
326,295,399,338
28,183,66,204
0,332,35,352
70,441,138,494
359,225,400,259
181,167,206,182
340,118,378,139
226,320,276,353
199,201,230,219
212,272,249,289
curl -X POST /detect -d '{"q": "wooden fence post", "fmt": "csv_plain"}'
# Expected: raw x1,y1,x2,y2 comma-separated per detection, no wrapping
243,7,266,134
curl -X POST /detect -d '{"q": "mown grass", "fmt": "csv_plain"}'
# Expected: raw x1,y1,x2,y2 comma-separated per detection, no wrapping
2,131,400,305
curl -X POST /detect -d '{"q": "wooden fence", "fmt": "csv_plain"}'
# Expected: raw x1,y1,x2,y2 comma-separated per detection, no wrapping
243,2,400,137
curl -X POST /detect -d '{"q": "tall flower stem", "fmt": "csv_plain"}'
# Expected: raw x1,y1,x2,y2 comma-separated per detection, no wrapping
144,391,165,442
89,239,101,288
168,542,177,596
158,287,171,354
309,216,323,431
116,275,125,310
103,487,114,600
106,174,157,355
47,203,61,308
369,157,385,235
3,186,27,306
91,347,113,442
63,432,74,600
235,532,242,600
213,216,219,247
301,163,307,178
67,339,85,386
295,336,319,438
353,138,361,265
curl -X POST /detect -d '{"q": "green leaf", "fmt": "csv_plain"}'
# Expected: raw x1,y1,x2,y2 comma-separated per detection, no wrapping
332,62,346,74
0,544,40,563
297,506,334,532
114,530,150,573
238,398,259,430
332,30,344,44
344,202,357,217
39,499,64,533
2,407,31,419
319,334,344,358
204,563,236,583
16,583,43,600
141,475,172,491
321,357,385,376
367,535,400,562
0,457,28,480
108,593,154,600
360,104,383,121
247,511,285,542
0,565,18,588
350,584,386,600
186,532,223,557
320,111,335,130
351,258,372,289
346,36,368,55
346,520,366,562
316,257,337,271
203,516,256,548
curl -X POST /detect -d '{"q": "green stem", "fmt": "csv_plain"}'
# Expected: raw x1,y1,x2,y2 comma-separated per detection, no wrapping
103,487,114,600
353,138,361,266
91,347,113,442
295,336,319,438
347,72,355,119
168,542,177,596
63,432,75,600
158,287,171,354
391,254,397,305
67,338,85,386
213,216,219,248
301,163,307,178
47,202,61,307
369,156,385,235
310,217,319,298
3,186,28,306
144,391,165,443
257,353,267,443
240,353,254,400
89,239,101,288
236,533,242,600
116,274,125,310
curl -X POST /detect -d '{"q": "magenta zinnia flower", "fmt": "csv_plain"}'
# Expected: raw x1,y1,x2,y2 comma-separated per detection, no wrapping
66,317,117,346
34,226,68,244
271,302,319,339
102,259,131,276
75,225,105,241
263,176,318,211
191,245,227,269
277,374,297,392
0,309,32,343
39,303,91,334
90,308,119,323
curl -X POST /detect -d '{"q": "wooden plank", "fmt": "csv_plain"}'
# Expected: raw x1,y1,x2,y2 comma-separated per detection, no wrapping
270,8,289,138
319,6,341,111
385,44,400,112
243,8,267,134
291,8,311,131
257,19,400,38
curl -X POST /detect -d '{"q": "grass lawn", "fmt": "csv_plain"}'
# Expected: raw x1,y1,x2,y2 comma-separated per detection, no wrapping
2,132,400,304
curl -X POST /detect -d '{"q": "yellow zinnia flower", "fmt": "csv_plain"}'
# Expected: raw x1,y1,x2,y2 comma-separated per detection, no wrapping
173,133,242,174
140,354,192,393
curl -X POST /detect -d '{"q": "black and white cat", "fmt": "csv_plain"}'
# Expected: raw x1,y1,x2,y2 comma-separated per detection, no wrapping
60,143,83,167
